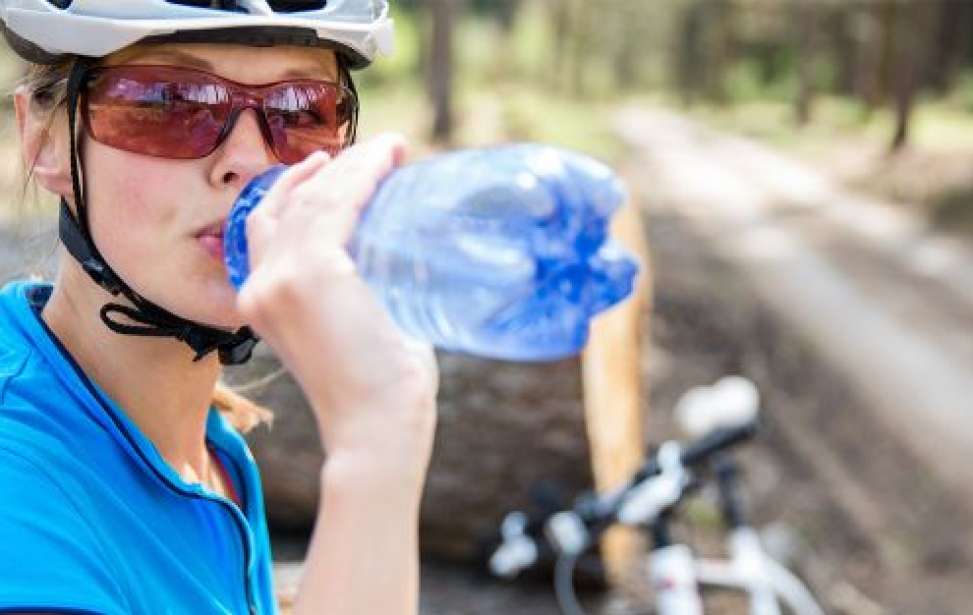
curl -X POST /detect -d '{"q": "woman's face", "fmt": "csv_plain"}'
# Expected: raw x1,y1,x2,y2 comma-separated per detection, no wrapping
81,44,340,329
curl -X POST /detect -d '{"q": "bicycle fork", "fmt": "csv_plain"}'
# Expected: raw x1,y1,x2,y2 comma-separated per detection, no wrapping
647,515,705,615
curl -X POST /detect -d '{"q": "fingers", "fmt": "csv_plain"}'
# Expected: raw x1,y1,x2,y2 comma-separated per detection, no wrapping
242,133,408,294
298,133,406,209
274,132,409,248
244,151,331,265
258,150,333,219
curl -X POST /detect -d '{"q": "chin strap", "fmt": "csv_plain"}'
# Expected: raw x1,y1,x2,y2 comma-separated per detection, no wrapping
62,57,259,365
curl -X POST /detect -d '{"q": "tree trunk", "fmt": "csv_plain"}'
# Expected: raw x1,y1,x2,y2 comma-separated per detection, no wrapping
427,0,456,143
929,0,972,94
794,0,818,126
551,0,571,91
570,0,590,97
614,4,641,91
852,3,884,111
830,5,857,96
891,0,928,151
495,0,520,35
675,1,705,107
703,0,732,105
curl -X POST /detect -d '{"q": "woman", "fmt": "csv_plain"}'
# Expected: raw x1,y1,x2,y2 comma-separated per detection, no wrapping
0,2,437,614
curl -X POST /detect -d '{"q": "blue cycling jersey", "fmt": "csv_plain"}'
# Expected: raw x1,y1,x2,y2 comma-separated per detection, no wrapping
0,280,278,614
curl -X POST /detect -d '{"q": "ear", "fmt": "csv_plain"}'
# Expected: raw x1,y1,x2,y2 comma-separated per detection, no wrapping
14,85,73,199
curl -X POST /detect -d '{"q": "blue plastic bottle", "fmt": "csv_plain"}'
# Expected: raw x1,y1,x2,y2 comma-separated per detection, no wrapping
224,144,638,361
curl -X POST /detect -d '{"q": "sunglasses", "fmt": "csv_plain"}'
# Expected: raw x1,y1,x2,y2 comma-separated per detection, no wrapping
80,64,358,164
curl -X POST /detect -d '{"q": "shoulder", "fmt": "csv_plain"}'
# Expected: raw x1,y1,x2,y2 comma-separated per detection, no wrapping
0,280,47,405
0,446,130,613
0,347,91,459
0,321,32,406
0,446,104,551
0,346,30,407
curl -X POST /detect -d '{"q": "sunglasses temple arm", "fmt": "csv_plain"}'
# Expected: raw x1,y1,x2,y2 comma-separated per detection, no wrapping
342,61,361,147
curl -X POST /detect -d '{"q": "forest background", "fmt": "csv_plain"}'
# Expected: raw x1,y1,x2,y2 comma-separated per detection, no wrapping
360,0,973,233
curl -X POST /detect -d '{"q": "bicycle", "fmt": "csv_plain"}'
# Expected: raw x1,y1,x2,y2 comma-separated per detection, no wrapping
483,376,826,615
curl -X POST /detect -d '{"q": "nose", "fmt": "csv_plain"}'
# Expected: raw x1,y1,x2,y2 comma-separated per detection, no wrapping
208,108,277,191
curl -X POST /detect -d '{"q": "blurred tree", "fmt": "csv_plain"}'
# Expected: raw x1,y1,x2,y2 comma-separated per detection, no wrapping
673,0,736,106
827,5,857,96
850,2,885,112
613,4,641,91
395,0,420,18
928,0,972,93
570,0,592,97
617,2,674,92
393,0,973,141
890,0,934,150
703,0,733,104
490,0,521,34
794,0,819,125
551,0,572,90
514,0,675,98
424,0,459,142
675,0,705,106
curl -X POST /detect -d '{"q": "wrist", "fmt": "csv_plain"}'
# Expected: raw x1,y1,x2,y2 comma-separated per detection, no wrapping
321,451,429,505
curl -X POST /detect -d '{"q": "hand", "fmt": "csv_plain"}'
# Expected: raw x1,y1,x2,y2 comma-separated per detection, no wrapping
236,134,438,485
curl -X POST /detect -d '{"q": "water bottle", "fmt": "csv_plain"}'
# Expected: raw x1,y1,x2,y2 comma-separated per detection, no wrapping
224,144,639,362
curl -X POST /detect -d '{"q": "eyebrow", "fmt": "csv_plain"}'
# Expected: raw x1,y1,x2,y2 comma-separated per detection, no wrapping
120,49,338,81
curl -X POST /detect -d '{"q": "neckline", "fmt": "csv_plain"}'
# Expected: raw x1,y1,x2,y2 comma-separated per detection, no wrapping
9,280,252,513
209,444,243,509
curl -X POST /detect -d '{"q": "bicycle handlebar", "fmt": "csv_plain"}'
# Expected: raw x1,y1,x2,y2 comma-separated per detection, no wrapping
579,419,760,530
500,420,760,554
486,419,761,581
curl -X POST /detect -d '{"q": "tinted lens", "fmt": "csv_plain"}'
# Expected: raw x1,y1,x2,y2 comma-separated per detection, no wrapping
264,81,356,163
84,66,230,158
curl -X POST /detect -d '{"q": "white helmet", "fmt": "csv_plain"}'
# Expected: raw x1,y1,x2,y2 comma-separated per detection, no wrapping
0,0,394,69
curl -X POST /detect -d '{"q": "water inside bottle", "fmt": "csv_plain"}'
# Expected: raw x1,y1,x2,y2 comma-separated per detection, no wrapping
354,146,638,361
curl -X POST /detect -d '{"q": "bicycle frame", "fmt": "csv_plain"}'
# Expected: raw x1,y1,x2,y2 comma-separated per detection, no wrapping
647,455,824,615
649,525,824,615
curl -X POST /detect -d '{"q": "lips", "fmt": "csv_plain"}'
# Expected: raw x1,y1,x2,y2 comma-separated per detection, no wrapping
196,220,226,239
196,220,226,261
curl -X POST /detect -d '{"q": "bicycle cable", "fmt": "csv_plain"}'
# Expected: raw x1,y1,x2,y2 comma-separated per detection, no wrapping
554,550,588,615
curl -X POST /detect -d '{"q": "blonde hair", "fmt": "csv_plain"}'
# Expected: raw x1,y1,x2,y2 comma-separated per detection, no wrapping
20,56,274,434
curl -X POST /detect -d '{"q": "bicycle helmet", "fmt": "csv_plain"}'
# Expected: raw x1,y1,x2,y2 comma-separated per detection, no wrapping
0,0,394,365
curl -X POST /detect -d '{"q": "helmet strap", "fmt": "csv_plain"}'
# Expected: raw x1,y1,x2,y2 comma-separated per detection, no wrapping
62,58,259,365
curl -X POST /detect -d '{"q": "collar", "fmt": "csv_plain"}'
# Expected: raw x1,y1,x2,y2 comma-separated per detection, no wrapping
7,280,255,506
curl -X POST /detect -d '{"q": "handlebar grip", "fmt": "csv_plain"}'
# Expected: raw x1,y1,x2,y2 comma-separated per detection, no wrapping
639,420,759,483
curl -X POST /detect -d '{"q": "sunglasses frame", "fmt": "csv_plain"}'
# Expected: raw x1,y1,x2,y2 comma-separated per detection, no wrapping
78,63,360,164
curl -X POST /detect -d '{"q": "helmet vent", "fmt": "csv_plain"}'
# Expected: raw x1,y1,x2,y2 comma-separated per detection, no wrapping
165,1,246,10
165,0,327,12
268,1,328,11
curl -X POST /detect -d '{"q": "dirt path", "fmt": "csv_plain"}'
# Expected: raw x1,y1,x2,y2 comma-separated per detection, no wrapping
619,106,973,501
619,106,973,613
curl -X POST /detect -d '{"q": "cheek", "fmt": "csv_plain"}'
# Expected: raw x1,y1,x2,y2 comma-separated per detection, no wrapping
86,146,179,238
80,143,243,328
85,140,198,274
83,144,192,292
